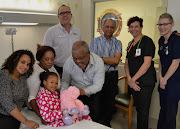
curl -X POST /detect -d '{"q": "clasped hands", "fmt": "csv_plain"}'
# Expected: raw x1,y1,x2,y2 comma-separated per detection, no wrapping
128,78,141,91
159,77,167,89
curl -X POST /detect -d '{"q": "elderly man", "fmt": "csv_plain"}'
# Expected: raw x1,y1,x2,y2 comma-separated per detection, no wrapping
43,5,81,76
90,19,122,127
62,41,105,123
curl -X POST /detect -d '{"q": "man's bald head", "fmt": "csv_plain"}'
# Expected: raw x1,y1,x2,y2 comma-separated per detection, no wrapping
72,41,89,54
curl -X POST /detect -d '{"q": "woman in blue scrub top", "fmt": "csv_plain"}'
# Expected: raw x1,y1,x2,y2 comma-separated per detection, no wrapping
157,13,180,129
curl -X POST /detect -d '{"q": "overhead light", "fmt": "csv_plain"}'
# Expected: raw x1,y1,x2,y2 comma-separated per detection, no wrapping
1,22,38,25
0,10,58,25
0,10,57,16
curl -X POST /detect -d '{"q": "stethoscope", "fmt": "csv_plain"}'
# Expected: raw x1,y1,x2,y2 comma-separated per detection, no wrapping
127,34,143,52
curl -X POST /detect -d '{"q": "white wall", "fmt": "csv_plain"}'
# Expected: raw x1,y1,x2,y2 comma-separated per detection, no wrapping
80,0,93,44
0,25,52,64
0,0,82,66
167,0,180,32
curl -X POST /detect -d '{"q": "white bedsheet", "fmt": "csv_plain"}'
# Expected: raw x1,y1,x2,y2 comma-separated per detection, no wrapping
20,108,112,129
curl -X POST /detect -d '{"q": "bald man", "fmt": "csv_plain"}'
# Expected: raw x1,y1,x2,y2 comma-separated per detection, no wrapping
62,41,105,123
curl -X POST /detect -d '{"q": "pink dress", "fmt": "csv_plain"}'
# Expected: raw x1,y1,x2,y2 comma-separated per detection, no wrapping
36,89,91,127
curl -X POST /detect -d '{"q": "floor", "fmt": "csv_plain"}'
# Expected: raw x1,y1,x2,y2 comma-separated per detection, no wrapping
110,107,180,129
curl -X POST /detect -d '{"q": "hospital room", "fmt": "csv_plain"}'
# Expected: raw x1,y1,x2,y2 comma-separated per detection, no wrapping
0,0,180,129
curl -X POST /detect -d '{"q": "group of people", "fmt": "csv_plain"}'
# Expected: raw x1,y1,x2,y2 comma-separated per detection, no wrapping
0,4,179,129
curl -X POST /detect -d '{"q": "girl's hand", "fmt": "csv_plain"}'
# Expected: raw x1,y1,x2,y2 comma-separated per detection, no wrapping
40,117,47,125
56,89,60,94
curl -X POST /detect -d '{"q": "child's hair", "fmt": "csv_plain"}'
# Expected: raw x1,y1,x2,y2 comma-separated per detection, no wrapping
39,71,58,87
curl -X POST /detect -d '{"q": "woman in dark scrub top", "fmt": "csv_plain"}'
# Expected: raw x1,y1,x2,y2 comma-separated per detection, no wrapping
124,16,156,129
157,13,180,129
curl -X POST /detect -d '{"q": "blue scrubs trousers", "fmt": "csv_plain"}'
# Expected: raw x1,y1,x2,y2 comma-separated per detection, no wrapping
157,93,179,129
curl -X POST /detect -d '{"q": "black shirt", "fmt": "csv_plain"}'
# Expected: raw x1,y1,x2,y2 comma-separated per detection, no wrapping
126,35,156,86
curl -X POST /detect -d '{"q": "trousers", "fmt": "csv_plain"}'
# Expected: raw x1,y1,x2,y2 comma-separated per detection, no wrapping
129,84,155,129
157,93,179,129
101,71,118,127
78,91,102,123
0,113,20,129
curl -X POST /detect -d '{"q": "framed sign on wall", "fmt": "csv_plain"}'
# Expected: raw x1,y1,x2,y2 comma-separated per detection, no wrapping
97,8,122,37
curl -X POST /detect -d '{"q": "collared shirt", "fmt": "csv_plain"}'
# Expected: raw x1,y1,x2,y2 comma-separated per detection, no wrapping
43,23,81,67
27,63,60,102
61,53,105,96
90,35,122,72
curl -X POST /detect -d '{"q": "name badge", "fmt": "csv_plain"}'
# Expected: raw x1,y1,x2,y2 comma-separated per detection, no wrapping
164,46,168,55
135,48,141,56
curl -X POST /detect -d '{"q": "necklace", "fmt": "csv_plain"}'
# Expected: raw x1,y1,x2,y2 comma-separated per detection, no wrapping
11,74,20,81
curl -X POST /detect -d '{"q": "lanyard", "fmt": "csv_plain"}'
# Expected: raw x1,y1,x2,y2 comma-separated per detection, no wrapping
128,34,143,52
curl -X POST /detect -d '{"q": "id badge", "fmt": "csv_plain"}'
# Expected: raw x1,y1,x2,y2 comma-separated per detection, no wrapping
164,46,169,55
135,49,141,56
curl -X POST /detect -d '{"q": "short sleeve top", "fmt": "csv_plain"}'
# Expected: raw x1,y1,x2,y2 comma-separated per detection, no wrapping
158,31,180,99
126,35,156,86
90,35,122,72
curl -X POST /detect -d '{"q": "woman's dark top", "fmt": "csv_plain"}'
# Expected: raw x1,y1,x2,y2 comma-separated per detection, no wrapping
126,35,156,86
0,69,29,115
158,31,180,99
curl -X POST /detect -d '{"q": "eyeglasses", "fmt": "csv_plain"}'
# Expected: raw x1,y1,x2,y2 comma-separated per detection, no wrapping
58,11,71,15
73,54,87,61
157,23,172,27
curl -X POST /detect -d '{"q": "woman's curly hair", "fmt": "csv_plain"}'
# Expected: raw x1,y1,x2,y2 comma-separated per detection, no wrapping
1,49,35,77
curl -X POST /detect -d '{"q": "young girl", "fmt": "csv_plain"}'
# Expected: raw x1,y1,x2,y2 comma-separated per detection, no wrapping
36,71,91,127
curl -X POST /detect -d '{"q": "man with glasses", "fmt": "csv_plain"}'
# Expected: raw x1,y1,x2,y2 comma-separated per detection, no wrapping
62,41,105,123
43,5,81,76
90,19,122,127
